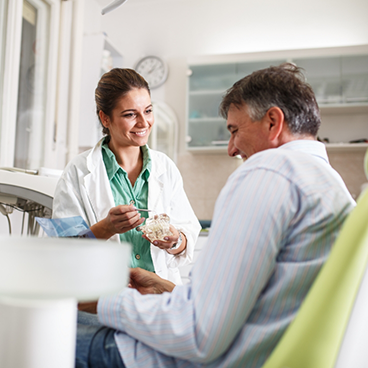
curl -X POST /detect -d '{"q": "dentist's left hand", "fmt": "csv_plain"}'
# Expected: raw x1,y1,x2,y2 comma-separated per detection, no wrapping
90,204,145,239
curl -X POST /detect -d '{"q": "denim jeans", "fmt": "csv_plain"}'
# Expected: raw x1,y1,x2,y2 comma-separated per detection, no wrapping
75,311,126,368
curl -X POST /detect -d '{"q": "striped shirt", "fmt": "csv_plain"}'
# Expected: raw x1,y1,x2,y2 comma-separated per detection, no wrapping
98,140,355,368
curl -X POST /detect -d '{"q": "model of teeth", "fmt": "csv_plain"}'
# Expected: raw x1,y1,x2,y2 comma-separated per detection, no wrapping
138,214,173,242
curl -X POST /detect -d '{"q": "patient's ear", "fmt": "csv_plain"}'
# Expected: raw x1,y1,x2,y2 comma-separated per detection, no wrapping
265,107,285,142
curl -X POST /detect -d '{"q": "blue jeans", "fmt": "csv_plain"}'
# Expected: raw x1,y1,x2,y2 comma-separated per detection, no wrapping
75,311,126,368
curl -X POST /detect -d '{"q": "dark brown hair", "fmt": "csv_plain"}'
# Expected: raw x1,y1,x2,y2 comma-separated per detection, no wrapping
219,63,321,137
95,68,150,137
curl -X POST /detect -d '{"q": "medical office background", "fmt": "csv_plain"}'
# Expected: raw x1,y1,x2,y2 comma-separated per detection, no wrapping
1,0,368,235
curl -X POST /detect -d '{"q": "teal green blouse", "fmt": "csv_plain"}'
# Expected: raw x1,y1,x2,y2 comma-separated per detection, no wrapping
102,141,155,272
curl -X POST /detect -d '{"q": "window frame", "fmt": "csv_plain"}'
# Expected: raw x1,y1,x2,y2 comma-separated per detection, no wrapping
0,0,61,169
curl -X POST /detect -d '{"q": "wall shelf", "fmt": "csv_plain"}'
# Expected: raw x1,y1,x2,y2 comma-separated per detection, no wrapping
188,117,224,123
320,103,368,116
189,90,225,96
325,143,368,152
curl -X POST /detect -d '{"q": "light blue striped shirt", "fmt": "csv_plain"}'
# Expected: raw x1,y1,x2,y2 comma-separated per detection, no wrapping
98,140,355,368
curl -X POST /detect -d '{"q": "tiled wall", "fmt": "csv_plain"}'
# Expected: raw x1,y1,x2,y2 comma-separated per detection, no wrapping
178,149,367,220
328,150,367,200
177,153,242,220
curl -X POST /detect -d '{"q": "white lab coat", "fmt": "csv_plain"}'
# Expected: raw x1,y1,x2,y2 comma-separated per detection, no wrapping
52,140,201,284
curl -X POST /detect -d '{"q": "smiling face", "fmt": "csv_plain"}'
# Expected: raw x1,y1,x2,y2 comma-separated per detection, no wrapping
226,103,273,160
100,88,154,149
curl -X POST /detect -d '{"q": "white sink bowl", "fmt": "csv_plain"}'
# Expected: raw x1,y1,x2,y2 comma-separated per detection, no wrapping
0,236,131,301
0,236,131,368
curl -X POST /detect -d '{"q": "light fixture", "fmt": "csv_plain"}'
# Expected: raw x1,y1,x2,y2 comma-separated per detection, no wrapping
101,0,128,15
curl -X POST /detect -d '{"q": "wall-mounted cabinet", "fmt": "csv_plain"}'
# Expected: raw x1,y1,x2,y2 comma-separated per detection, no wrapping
186,48,368,153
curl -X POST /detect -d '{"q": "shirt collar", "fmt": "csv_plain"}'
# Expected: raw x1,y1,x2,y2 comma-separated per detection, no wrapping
277,140,330,164
102,141,152,181
140,145,152,180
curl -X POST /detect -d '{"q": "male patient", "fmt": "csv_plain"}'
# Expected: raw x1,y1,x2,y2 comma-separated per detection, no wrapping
76,63,355,368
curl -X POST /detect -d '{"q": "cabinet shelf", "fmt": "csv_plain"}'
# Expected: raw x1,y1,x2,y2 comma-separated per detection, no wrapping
188,117,224,123
320,103,368,115
189,90,225,96
325,143,368,151
187,142,368,154
187,146,229,154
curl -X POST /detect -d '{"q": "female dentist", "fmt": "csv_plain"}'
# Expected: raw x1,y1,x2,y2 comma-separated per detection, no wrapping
52,68,201,284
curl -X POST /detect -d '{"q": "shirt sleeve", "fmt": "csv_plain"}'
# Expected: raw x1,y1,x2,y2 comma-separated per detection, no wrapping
98,166,299,363
52,165,89,224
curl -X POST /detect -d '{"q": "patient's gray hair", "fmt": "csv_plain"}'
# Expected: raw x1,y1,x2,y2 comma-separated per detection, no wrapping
219,63,321,137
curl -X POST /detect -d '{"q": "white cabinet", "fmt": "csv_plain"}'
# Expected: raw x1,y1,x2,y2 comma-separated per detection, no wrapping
78,33,123,151
186,47,368,153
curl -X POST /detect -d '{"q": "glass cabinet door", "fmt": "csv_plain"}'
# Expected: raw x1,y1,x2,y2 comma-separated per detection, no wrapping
341,55,368,103
293,55,368,106
187,63,236,148
187,52,368,151
14,0,50,169
187,60,283,149
293,57,342,105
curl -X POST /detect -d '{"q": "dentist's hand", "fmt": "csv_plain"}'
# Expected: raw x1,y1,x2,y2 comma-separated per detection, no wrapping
90,204,145,240
142,224,187,255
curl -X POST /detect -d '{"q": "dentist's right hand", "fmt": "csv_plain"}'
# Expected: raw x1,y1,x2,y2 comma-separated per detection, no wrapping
90,204,145,239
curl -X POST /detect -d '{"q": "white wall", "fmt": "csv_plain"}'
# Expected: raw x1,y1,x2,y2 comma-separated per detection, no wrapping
99,0,368,61
93,0,368,152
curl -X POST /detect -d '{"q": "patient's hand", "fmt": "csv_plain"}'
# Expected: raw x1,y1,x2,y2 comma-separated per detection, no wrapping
129,268,175,295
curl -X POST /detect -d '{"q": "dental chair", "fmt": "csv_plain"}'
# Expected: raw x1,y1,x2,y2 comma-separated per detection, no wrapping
262,150,368,368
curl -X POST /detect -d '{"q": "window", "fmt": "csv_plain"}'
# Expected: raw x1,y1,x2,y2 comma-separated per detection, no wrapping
0,0,8,136
14,0,51,169
0,0,61,170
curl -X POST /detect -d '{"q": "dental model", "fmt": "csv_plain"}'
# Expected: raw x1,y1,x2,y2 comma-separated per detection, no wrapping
138,214,173,242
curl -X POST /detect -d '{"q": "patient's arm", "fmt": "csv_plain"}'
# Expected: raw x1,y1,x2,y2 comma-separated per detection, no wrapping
78,301,98,314
78,268,175,313
129,267,175,295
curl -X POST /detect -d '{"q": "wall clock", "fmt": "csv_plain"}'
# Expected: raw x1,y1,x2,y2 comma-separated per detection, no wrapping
135,55,169,89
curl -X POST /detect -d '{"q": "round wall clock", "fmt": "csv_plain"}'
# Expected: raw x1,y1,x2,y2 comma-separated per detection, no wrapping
135,55,169,89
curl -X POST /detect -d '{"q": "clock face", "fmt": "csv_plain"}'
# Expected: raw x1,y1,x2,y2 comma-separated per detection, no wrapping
135,56,168,89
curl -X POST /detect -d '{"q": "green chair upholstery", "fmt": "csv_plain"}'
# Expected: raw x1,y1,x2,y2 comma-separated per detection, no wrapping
262,149,368,368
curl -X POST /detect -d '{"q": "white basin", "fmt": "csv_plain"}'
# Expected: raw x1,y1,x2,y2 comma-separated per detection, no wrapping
0,236,131,301
0,236,131,368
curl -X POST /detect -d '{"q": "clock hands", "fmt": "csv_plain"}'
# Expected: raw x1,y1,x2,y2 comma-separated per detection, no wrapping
135,56,168,89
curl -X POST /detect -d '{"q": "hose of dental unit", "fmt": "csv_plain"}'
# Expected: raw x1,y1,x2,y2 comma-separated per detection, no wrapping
0,202,44,236
0,204,12,235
